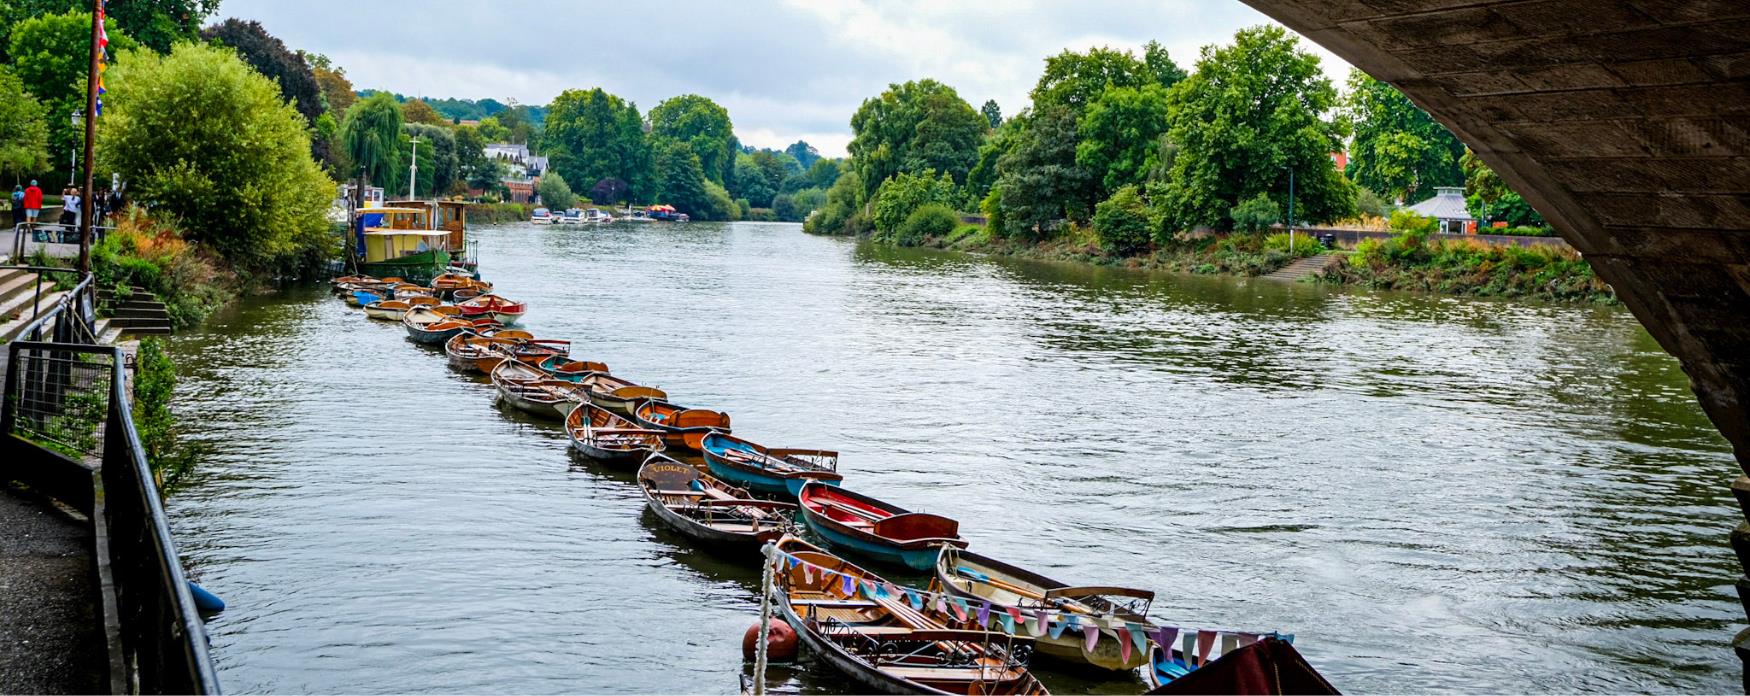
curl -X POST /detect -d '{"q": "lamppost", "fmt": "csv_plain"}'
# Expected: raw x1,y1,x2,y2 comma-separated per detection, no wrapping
69,110,83,186
1282,166,1296,253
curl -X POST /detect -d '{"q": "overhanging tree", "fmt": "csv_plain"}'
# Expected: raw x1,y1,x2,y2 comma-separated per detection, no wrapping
544,88,651,201
200,19,323,124
1343,70,1464,204
340,92,404,196
847,79,986,197
1156,25,1356,231
0,66,50,181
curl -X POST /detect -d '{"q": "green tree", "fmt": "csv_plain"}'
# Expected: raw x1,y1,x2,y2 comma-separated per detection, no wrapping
544,88,651,201
1076,83,1172,195
784,140,821,171
1,0,213,60
803,170,866,236
652,138,715,218
848,79,986,196
200,19,322,124
537,170,576,210
731,152,776,207
302,52,354,113
1031,43,1180,114
1343,70,1464,204
10,10,136,186
806,158,841,190
871,169,956,233
0,66,51,181
1229,192,1281,233
474,115,510,143
964,116,1021,206
980,99,1002,129
994,105,1096,238
340,93,402,195
1156,26,1355,231
1462,149,1546,228
649,94,735,183
405,123,457,194
454,125,497,191
101,42,334,272
1092,185,1154,255
401,98,447,126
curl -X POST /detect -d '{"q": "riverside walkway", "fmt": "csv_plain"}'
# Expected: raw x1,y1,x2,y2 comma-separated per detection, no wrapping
0,485,105,694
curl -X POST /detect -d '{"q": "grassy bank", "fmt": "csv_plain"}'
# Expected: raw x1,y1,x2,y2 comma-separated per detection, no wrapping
469,202,535,224
1321,231,1612,303
899,222,1611,304
91,210,235,329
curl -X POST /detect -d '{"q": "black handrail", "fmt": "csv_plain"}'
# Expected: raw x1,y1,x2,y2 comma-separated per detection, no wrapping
7,270,96,345
2,337,219,692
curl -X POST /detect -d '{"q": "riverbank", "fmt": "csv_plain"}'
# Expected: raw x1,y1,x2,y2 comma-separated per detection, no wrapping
893,223,1613,304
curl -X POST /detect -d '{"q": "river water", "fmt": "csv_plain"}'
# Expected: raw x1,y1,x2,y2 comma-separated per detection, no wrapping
165,221,1738,694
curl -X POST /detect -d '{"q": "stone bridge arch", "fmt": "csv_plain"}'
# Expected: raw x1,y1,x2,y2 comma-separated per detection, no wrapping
1241,0,1750,678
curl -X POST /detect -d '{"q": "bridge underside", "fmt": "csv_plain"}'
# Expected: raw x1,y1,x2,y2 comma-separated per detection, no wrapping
1243,0,1750,673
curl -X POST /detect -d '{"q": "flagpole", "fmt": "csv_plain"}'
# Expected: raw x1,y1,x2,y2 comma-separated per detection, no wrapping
77,0,102,274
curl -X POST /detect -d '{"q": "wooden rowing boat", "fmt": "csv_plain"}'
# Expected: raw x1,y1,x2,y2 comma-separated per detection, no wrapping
574,373,666,416
798,482,967,571
774,536,1048,695
699,432,842,498
637,455,796,548
934,547,1157,671
457,293,528,325
363,299,412,321
490,360,588,420
472,339,570,374
403,306,497,345
520,354,609,381
565,402,665,465
445,332,525,373
629,399,730,452
431,272,491,300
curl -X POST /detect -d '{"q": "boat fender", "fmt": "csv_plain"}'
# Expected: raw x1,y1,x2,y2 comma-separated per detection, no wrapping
188,581,226,613
742,619,798,662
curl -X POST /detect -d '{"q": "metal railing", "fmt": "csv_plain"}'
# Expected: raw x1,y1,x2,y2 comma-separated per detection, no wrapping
6,266,98,345
1,295,218,692
8,221,115,261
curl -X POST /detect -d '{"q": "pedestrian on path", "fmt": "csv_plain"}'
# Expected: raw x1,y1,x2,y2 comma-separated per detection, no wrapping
9,185,21,230
63,187,81,229
22,180,42,231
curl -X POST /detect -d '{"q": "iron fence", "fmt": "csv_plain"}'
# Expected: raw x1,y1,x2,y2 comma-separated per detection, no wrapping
2,302,218,693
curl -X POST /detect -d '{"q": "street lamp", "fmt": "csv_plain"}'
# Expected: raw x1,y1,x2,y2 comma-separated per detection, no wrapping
69,110,83,186
1282,165,1296,253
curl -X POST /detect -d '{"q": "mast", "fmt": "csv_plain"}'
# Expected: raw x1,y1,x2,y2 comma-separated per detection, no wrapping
77,1,102,274
407,138,418,201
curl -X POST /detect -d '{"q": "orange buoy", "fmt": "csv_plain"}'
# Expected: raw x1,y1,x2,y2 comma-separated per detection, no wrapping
742,619,799,662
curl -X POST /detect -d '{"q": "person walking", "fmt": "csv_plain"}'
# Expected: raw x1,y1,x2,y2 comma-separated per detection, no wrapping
63,187,81,230
22,180,43,231
9,185,21,230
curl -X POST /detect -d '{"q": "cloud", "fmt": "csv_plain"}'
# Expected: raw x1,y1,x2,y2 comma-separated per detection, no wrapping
215,0,1353,157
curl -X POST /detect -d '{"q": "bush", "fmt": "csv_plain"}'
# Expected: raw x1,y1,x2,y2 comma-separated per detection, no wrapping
886,203,959,247
1092,185,1154,256
536,171,576,210
1229,193,1280,233
134,337,198,488
804,171,865,235
1388,209,1437,236
103,42,336,277
1263,231,1325,257
1497,225,1558,238
746,208,778,222
1356,187,1396,218
91,210,233,329
872,170,957,233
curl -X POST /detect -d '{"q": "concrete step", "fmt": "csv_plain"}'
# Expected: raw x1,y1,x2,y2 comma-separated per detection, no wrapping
119,325,171,335
0,289,70,343
105,316,172,330
113,299,167,311
1265,254,1337,282
0,271,43,312
111,306,170,320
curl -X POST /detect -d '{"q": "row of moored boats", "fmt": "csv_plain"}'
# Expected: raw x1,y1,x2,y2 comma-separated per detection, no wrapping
328,272,1338,696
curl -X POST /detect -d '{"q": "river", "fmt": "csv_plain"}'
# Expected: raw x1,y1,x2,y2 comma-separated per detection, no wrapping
164,221,1738,693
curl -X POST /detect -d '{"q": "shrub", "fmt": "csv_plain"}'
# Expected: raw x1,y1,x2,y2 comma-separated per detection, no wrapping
1388,209,1437,236
872,170,957,234
746,208,778,222
91,210,233,329
804,171,865,235
888,203,959,247
1498,225,1558,238
1229,193,1280,233
536,171,576,210
1092,185,1154,256
134,337,198,488
1263,231,1325,257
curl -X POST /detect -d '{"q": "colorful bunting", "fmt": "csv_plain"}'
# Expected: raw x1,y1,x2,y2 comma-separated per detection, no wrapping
976,600,991,627
905,589,923,610
1129,622,1147,657
997,610,1016,634
840,574,855,597
1221,633,1240,657
1082,625,1101,653
1028,609,1047,637
1195,630,1217,666
1047,617,1069,639
1117,625,1134,664
1156,627,1180,665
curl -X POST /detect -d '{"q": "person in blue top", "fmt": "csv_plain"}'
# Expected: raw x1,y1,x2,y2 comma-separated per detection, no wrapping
9,185,22,229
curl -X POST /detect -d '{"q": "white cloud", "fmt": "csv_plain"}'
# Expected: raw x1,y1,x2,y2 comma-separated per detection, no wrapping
216,0,1355,158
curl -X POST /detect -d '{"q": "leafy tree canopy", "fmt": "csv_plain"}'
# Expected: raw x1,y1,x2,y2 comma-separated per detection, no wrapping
980,99,1002,129
101,42,333,273
544,87,652,201
872,169,957,233
1,0,214,60
848,78,986,197
1462,149,1546,228
1342,70,1464,204
649,94,735,184
0,66,51,180
1156,25,1355,231
536,170,575,210
995,105,1097,238
401,98,447,125
9,10,137,184
201,19,323,124
1075,83,1172,196
404,123,458,195
302,52,354,114
340,92,403,189
784,140,821,170
1030,41,1183,114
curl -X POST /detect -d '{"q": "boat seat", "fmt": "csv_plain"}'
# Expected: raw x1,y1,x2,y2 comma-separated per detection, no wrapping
790,599,879,608
651,490,707,497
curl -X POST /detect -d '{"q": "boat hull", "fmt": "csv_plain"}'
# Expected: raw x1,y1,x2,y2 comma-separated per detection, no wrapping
363,305,406,321
700,453,840,498
357,250,450,286
776,598,933,696
801,516,947,571
406,325,465,345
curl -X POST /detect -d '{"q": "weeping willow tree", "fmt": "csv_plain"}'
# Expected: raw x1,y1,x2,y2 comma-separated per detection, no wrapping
340,92,403,204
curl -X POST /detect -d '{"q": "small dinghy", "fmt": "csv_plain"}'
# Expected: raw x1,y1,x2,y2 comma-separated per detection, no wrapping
565,402,665,466
457,293,528,325
490,360,587,420
445,332,524,373
629,399,731,452
637,454,797,548
797,482,967,571
363,299,412,321
699,432,841,498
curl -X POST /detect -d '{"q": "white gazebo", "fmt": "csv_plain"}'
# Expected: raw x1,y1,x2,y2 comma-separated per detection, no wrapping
1405,186,1476,234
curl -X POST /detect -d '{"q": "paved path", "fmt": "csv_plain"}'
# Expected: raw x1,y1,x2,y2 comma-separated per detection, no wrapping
0,485,105,694
1264,253,1343,282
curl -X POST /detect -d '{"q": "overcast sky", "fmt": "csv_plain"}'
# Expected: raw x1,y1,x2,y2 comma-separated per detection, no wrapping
214,0,1352,157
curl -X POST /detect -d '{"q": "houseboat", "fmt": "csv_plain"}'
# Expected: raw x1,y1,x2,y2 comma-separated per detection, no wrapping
386,199,476,276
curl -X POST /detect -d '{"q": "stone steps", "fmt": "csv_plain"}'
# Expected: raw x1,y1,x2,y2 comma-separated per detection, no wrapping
1264,253,1341,282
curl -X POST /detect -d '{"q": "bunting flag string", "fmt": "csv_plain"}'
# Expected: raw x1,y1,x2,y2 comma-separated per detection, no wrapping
769,549,1286,669
94,0,108,116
